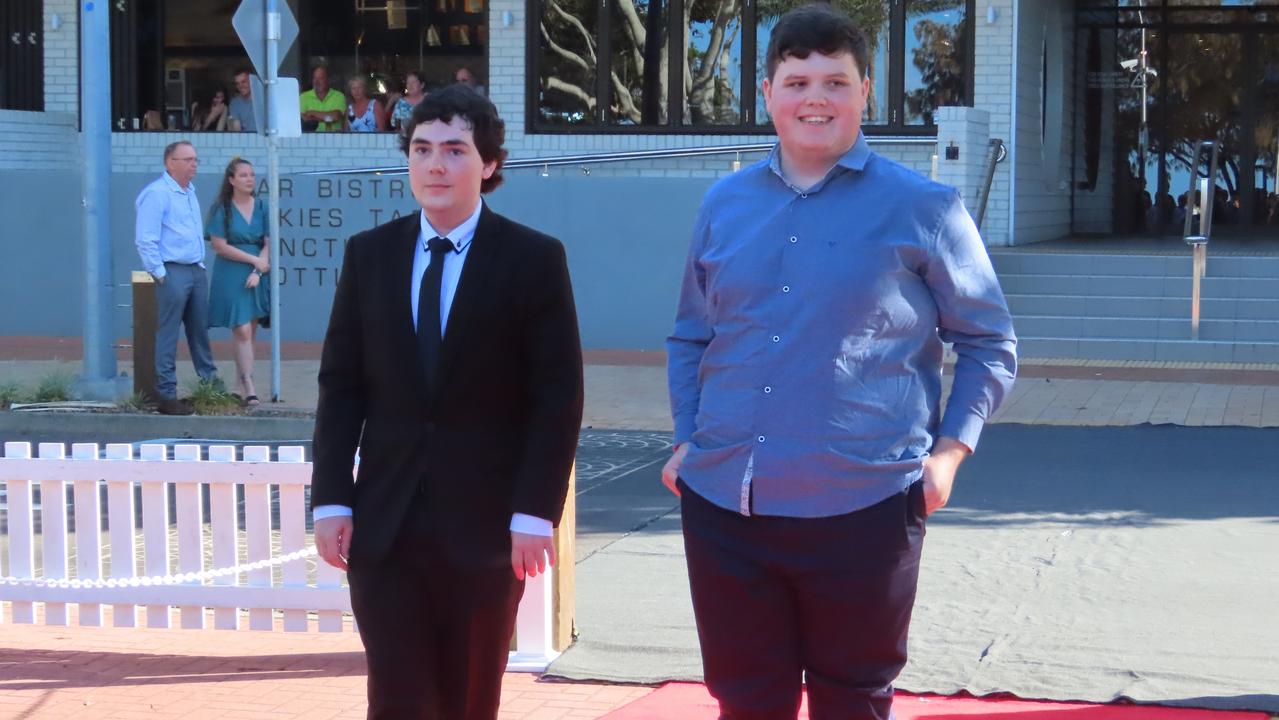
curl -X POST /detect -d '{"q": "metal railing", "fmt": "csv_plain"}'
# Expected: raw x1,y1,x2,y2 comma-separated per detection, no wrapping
299,136,940,176
1182,139,1220,341
973,138,1007,229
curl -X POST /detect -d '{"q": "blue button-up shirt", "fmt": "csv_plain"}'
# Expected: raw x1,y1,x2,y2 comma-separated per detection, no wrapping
667,134,1017,518
134,172,206,279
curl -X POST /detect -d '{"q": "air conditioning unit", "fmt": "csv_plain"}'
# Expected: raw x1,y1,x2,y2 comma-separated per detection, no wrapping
164,67,187,128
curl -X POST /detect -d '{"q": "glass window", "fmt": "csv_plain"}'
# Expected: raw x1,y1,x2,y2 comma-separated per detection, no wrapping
683,0,744,125
537,0,599,126
609,0,668,124
904,0,968,126
114,0,490,132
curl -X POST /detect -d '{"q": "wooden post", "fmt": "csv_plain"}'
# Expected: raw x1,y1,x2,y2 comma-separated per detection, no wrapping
553,464,577,651
131,271,157,400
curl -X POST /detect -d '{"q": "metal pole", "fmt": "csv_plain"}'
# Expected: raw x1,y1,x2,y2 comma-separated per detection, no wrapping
266,0,283,402
77,0,121,400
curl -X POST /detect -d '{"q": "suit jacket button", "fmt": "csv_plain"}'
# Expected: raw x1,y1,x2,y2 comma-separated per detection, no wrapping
425,422,436,432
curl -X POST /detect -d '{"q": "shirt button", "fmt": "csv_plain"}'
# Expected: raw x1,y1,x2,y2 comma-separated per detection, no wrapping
782,285,790,293
757,435,766,443
800,193,808,199
789,236,798,243
771,335,780,343
763,386,772,394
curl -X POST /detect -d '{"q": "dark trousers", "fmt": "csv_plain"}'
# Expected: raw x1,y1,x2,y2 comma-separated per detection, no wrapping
679,479,926,720
347,489,524,720
154,262,218,399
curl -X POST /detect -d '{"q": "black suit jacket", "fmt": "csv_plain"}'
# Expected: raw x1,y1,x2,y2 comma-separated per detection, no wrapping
310,205,584,567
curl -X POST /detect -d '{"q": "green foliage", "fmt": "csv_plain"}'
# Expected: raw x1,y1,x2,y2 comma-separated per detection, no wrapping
32,370,74,403
118,392,153,413
186,377,241,416
0,381,27,409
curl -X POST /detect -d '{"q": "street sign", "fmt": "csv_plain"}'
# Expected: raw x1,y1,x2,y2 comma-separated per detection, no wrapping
249,75,302,138
232,0,299,79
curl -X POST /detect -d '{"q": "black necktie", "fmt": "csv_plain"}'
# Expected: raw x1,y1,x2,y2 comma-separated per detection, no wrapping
417,236,453,394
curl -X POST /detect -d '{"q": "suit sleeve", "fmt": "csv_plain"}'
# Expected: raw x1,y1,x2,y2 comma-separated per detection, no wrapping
511,238,584,525
310,236,367,509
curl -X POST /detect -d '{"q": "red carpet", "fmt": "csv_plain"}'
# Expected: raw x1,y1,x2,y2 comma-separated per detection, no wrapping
601,683,1269,719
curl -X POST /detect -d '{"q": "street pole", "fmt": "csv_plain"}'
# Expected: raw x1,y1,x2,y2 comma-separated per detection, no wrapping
1138,27,1148,187
77,0,121,400
266,0,283,402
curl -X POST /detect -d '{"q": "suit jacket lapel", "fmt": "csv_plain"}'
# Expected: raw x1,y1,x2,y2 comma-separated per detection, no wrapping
437,203,501,391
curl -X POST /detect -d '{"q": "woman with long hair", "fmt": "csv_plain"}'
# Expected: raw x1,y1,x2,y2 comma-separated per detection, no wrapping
191,87,229,131
206,157,271,407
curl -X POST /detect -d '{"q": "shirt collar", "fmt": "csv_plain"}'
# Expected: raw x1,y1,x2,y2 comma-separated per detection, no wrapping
419,201,482,254
162,171,193,194
766,131,873,190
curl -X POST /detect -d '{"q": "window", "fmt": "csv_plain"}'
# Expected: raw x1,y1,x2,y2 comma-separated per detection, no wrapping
530,0,973,133
1,0,43,112
112,0,490,132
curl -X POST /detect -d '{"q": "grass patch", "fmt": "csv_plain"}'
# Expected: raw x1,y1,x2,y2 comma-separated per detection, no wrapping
0,381,28,409
186,377,241,415
118,391,154,413
32,370,74,402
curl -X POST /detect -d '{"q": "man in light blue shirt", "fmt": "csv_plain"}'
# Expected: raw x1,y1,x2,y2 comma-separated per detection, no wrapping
662,5,1016,719
134,141,220,414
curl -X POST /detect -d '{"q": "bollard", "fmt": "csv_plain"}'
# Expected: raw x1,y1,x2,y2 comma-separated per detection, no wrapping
554,466,577,651
131,271,157,400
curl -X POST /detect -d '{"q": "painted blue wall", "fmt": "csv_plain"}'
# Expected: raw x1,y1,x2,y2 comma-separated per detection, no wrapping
0,169,712,350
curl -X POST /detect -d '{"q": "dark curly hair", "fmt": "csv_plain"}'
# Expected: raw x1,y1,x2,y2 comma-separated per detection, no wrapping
398,84,507,194
765,3,870,82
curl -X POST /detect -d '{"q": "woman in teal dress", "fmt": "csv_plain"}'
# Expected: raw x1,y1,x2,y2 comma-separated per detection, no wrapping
207,157,271,406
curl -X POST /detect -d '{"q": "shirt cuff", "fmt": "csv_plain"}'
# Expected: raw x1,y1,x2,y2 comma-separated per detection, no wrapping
510,513,553,537
150,266,167,280
938,408,987,453
673,414,697,446
313,504,353,521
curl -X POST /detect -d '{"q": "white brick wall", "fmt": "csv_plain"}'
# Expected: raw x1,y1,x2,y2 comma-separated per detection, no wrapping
43,0,79,114
968,0,1016,246
0,110,77,169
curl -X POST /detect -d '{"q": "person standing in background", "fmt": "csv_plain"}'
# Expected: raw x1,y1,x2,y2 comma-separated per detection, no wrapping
300,65,346,132
134,141,222,415
206,157,271,407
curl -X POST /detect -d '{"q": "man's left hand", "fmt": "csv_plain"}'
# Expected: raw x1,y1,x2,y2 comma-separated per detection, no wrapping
511,531,556,581
922,437,971,517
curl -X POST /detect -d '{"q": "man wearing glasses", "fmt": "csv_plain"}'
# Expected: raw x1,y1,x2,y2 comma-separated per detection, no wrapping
134,141,221,415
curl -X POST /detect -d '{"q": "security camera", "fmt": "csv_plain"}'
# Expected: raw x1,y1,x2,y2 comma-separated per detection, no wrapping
1120,58,1139,71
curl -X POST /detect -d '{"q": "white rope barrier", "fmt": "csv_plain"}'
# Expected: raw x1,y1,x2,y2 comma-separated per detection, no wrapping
0,547,319,589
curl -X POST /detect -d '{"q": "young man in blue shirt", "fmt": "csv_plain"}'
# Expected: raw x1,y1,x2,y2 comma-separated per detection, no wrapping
663,5,1017,718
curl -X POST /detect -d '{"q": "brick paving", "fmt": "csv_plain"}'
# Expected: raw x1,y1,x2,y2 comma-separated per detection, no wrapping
0,608,651,719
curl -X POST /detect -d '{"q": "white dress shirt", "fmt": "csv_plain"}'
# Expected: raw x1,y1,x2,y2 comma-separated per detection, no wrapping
313,203,554,537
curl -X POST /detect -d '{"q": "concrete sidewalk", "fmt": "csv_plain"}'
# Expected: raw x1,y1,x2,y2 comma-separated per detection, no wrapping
4,355,1279,429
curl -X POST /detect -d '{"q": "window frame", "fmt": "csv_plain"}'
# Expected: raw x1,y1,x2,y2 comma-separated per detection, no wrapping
526,0,975,135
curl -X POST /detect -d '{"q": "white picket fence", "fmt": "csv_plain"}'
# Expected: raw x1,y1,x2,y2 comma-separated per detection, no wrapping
0,441,559,671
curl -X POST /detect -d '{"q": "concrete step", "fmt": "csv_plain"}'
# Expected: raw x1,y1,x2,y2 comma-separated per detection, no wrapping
1014,315,1279,343
998,273,1279,299
1017,336,1279,363
1005,295,1279,321
990,252,1279,279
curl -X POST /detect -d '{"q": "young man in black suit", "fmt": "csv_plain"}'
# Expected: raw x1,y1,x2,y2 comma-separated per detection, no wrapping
310,85,584,719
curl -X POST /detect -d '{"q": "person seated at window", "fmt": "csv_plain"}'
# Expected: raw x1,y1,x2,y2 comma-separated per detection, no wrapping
388,70,427,132
191,87,229,131
300,65,346,132
142,110,165,131
454,66,486,96
346,76,387,132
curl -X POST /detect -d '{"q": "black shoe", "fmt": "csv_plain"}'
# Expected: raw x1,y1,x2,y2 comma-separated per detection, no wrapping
157,397,194,415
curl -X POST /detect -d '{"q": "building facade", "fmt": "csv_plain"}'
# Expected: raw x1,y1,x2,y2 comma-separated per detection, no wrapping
3,1,1277,354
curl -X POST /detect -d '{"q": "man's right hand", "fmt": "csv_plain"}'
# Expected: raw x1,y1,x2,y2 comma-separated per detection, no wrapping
660,442,689,497
315,516,353,571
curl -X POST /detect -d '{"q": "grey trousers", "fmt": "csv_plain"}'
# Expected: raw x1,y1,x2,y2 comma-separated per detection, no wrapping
154,262,218,399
